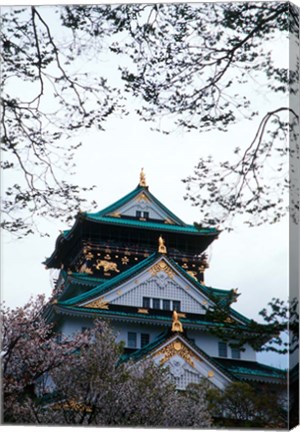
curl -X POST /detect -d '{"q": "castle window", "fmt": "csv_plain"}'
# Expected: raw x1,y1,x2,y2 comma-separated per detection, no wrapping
128,332,137,348
163,299,171,310
218,342,228,358
143,211,149,219
231,348,241,359
136,211,142,218
142,297,150,308
173,300,181,311
152,298,160,309
141,333,150,348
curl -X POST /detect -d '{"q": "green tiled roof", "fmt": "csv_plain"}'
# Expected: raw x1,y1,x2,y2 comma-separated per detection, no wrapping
121,331,285,384
68,272,106,286
59,252,250,326
214,358,286,381
120,331,236,381
92,185,185,225
54,304,251,333
120,330,170,363
60,253,158,306
167,256,250,325
84,214,218,235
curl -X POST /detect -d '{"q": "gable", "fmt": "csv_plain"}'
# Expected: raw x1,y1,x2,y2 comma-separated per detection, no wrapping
107,190,175,222
79,256,212,314
150,335,233,390
93,183,185,225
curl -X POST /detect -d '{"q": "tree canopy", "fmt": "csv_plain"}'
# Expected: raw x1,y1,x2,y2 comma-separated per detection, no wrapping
1,297,212,426
1,2,299,235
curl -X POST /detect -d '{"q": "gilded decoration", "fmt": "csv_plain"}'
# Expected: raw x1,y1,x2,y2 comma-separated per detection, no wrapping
224,317,235,324
79,263,93,275
122,256,129,265
187,270,198,280
95,260,120,273
149,261,174,279
207,371,215,378
158,236,167,254
84,297,109,309
164,218,174,224
135,192,150,202
171,310,183,333
109,212,121,217
85,251,94,261
138,308,149,314
139,168,147,187
174,341,182,351
154,340,195,367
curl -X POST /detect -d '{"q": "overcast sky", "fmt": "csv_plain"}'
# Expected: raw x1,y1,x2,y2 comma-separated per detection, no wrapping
1,1,296,371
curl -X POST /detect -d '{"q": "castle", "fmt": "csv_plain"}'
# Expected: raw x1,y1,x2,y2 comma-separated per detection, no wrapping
44,169,285,390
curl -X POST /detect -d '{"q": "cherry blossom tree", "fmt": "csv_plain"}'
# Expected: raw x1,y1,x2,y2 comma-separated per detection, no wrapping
1,297,212,426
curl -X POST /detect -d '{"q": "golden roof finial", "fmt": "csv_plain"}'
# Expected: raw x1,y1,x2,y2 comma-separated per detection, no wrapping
158,235,167,254
171,310,183,333
139,168,147,187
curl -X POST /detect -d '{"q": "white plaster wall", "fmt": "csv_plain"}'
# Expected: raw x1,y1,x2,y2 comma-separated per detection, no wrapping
111,278,205,314
58,317,256,361
59,317,93,338
113,322,165,348
116,198,169,221
186,330,257,361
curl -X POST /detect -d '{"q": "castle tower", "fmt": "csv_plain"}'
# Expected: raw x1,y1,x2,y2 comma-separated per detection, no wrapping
44,170,285,390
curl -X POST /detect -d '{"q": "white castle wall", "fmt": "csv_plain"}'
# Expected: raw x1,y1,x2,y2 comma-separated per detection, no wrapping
58,316,256,361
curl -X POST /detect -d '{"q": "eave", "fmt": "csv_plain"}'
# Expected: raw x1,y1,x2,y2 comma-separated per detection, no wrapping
44,195,220,269
214,357,287,385
50,303,260,334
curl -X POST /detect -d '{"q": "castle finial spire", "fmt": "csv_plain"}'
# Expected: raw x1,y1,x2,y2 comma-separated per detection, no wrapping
139,168,147,187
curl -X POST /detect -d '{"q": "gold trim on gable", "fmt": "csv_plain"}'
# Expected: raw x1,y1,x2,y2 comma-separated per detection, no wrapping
135,192,150,202
109,212,121,218
84,297,109,309
149,261,175,279
154,340,195,367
